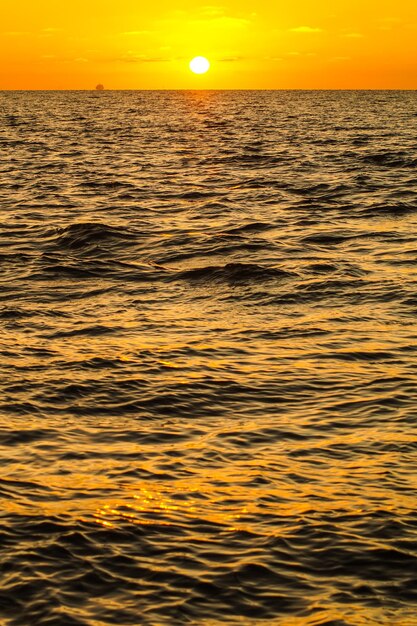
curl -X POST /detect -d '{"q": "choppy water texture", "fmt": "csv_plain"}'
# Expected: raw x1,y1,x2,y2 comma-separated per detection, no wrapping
1,90,417,625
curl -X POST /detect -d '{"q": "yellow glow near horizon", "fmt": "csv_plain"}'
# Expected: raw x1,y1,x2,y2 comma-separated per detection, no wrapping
189,56,210,74
0,0,417,89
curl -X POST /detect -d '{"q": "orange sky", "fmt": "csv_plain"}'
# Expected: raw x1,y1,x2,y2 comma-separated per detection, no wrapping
1,0,416,89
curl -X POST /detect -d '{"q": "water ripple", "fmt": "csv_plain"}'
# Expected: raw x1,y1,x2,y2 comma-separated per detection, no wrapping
0,90,417,625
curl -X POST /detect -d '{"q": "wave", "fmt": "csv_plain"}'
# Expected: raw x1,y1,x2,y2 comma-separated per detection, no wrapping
1,90,417,626
175,262,296,283
361,150,417,168
47,222,138,251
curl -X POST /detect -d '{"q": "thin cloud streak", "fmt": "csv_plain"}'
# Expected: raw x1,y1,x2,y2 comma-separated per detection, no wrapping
106,54,173,64
218,56,244,62
343,32,364,38
120,31,153,36
289,26,323,33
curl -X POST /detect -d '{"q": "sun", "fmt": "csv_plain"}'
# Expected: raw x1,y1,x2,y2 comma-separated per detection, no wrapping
189,56,210,75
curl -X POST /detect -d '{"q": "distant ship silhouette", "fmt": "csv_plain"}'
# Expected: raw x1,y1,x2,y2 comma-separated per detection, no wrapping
95,84,104,91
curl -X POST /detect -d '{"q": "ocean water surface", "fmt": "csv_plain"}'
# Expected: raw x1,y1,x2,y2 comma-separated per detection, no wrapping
1,90,417,625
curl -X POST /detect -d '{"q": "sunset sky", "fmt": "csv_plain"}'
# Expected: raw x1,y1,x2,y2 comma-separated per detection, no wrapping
1,0,416,89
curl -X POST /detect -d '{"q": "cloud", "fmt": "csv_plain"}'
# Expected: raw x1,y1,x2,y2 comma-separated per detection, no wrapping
39,27,63,38
285,51,317,59
39,54,89,63
138,56,170,63
109,53,172,64
378,17,402,24
3,27,62,37
376,17,402,31
218,55,244,62
289,26,323,33
162,7,251,30
121,30,153,36
198,6,226,18
196,15,251,29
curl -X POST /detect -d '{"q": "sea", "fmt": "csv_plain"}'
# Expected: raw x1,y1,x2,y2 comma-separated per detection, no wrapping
1,90,417,625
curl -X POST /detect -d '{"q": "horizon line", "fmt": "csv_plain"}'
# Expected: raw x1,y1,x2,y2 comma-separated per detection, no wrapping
1,87,416,92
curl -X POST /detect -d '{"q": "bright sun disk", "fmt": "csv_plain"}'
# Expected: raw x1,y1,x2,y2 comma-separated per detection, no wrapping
189,56,210,74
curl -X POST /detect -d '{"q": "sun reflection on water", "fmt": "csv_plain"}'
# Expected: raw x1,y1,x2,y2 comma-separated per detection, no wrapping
91,482,255,533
